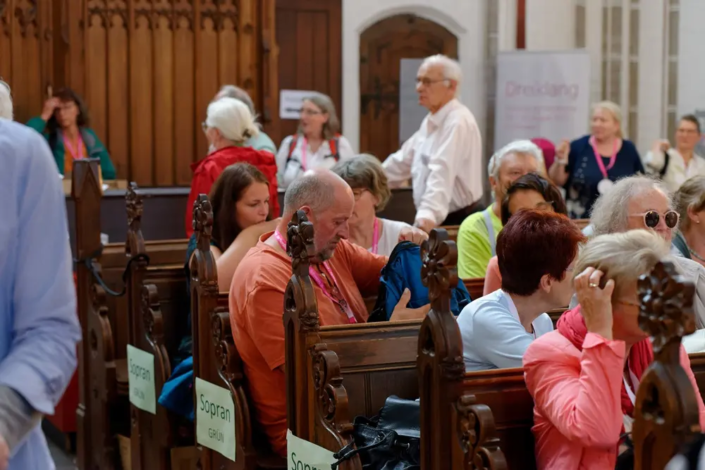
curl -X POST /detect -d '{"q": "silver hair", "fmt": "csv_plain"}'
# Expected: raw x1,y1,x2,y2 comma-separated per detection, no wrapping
575,230,671,300
421,55,462,97
487,140,544,180
0,80,12,120
283,172,335,216
216,85,255,115
590,175,671,236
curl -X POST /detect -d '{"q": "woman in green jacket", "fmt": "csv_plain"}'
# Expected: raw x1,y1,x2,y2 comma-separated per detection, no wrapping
27,88,116,179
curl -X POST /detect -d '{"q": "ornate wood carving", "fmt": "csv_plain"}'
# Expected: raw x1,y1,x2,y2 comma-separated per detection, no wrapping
0,0,9,36
141,284,164,349
634,260,701,469
89,278,115,364
456,395,507,470
211,306,239,383
200,0,237,32
14,0,38,37
125,182,147,260
133,0,154,29
283,210,319,332
153,0,174,30
310,344,354,440
173,0,193,30
190,194,218,294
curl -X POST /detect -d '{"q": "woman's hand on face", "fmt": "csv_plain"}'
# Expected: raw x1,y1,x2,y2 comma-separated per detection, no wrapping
398,226,429,245
390,288,430,322
555,139,570,163
575,267,615,340
41,97,60,121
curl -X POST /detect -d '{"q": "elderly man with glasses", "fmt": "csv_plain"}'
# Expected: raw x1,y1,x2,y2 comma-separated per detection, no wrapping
382,54,483,233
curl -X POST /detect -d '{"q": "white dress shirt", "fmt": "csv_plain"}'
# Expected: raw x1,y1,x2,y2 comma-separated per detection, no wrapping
382,99,483,225
643,148,705,193
276,134,355,189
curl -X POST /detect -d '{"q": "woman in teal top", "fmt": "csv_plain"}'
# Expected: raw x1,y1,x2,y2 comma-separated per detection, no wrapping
26,88,116,179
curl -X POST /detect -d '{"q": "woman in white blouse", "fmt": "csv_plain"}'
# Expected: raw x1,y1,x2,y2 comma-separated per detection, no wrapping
276,93,354,189
644,114,705,192
457,209,585,372
332,154,427,256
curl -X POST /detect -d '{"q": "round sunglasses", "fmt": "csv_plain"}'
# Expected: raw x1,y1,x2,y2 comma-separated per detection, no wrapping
631,210,680,229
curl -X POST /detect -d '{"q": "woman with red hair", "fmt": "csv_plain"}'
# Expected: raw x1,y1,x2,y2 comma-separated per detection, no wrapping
457,210,584,371
523,230,705,469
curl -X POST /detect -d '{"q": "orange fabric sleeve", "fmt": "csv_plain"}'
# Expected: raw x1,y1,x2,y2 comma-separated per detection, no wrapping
340,241,387,298
243,282,287,370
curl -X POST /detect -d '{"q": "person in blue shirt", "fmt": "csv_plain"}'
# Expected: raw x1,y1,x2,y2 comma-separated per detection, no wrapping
548,101,644,219
0,119,81,469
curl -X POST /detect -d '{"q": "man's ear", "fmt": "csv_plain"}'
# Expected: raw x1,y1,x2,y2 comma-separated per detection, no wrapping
300,205,313,218
489,175,498,192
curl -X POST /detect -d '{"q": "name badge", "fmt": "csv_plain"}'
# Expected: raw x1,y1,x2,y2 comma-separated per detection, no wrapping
195,378,236,462
127,345,156,414
287,430,337,469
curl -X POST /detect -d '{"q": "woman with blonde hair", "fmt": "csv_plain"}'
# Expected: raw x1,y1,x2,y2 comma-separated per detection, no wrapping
524,230,705,469
185,97,279,237
276,92,354,189
673,176,705,266
548,101,643,219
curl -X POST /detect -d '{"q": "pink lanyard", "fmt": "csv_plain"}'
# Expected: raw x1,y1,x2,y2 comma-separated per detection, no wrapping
371,218,380,255
273,230,357,324
300,137,308,171
589,136,619,179
64,133,85,160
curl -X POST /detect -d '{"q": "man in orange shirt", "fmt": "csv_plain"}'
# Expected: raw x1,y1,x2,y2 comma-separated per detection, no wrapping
229,168,426,456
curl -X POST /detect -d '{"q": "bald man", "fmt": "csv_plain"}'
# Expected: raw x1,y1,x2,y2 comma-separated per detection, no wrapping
229,169,426,456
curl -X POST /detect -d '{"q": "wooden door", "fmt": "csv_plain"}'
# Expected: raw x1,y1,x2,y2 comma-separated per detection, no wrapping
273,0,342,148
359,15,457,161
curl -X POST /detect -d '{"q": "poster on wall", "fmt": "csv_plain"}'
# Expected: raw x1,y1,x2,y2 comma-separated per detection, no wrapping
399,58,427,145
494,50,591,150
280,90,317,120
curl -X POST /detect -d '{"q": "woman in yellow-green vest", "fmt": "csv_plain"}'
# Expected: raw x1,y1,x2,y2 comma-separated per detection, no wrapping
27,88,116,179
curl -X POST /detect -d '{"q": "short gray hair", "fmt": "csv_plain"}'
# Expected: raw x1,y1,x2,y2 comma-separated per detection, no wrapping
283,172,335,215
332,154,391,211
575,230,671,300
0,80,12,120
487,140,544,180
298,93,340,140
674,176,705,232
421,54,462,95
216,85,255,115
590,175,671,236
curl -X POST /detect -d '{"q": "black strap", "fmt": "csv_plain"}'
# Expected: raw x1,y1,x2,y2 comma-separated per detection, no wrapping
331,430,391,469
74,246,150,297
659,151,671,178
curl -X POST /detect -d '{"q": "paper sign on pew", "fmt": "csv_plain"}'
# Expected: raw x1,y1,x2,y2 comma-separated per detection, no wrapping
287,430,337,469
195,378,236,461
127,345,156,414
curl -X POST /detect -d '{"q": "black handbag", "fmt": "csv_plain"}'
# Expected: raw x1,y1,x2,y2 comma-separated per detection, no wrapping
331,396,420,470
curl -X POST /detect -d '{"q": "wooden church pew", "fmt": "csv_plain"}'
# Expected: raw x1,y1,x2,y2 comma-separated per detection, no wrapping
282,210,423,461
190,194,286,470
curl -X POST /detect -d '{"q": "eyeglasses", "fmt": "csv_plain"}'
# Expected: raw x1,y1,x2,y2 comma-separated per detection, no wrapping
300,108,322,116
416,77,448,87
201,121,208,132
630,210,680,229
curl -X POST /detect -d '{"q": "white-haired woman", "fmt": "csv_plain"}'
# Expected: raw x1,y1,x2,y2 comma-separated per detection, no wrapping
214,84,277,154
524,230,705,469
588,175,705,338
276,92,354,189
549,101,644,219
457,140,544,278
186,97,279,237
673,176,705,266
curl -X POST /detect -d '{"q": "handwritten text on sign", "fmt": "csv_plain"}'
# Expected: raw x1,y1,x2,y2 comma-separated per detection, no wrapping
287,430,337,469
195,377,236,462
127,345,156,414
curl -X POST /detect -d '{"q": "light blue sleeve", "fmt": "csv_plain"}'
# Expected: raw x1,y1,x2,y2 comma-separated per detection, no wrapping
470,305,537,370
0,130,81,415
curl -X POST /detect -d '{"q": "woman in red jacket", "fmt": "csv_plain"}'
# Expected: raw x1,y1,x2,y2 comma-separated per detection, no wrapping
185,97,279,237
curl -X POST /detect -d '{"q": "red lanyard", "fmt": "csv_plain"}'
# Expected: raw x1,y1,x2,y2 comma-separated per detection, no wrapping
273,230,357,324
64,133,85,161
371,218,380,255
589,136,619,179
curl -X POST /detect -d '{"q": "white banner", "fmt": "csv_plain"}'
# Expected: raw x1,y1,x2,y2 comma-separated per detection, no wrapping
494,50,591,149
280,90,317,120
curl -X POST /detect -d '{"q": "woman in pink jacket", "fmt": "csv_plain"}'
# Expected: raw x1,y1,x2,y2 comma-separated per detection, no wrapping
523,229,705,469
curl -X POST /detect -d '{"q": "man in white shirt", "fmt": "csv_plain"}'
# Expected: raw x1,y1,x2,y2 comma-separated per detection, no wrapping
644,114,705,193
382,55,483,232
